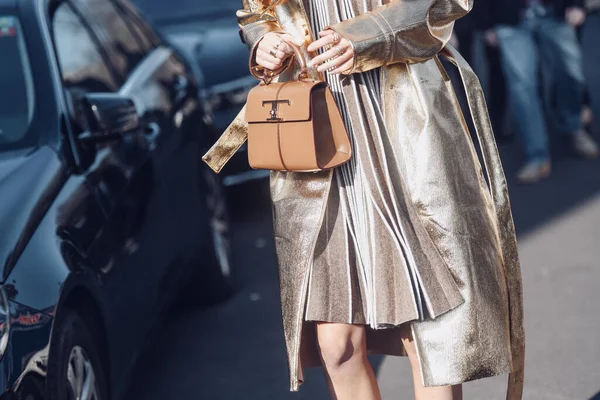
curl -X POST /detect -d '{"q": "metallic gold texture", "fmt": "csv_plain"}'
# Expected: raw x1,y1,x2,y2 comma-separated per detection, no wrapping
203,1,524,398
327,0,472,73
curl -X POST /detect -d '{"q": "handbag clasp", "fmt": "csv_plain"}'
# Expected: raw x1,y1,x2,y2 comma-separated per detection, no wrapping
263,99,290,121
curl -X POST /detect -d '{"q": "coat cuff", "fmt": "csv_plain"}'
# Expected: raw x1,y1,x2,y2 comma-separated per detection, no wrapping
240,19,282,49
327,0,471,74
325,14,390,74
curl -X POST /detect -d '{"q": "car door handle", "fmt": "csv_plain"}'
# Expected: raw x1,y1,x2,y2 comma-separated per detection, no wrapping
144,122,160,151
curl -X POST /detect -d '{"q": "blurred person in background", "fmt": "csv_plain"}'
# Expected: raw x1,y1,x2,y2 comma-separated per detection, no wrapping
451,4,512,143
450,10,475,64
582,0,600,130
483,0,599,184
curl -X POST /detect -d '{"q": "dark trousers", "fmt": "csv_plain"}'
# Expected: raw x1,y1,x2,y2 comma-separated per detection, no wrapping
582,12,600,132
496,10,585,162
452,32,510,142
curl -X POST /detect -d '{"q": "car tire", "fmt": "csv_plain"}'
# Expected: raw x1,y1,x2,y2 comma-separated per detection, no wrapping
18,375,45,400
46,311,109,400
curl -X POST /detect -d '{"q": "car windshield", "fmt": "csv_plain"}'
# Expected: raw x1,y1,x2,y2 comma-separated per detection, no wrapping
0,16,35,152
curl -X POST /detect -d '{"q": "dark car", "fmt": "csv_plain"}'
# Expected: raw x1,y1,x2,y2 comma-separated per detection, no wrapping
0,0,232,399
133,0,271,186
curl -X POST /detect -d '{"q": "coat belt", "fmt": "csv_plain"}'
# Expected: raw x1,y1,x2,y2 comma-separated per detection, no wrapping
202,104,248,174
439,45,524,400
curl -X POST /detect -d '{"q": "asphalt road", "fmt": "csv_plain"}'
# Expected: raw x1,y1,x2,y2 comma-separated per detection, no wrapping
126,141,600,400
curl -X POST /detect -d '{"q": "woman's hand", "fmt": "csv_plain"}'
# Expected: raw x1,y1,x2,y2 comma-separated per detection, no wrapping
307,30,355,75
255,32,298,72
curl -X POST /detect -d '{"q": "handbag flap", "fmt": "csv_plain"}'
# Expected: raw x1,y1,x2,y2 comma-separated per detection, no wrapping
245,80,325,123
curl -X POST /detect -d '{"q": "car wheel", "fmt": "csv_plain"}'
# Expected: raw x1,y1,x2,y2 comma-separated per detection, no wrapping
18,375,45,400
46,311,108,400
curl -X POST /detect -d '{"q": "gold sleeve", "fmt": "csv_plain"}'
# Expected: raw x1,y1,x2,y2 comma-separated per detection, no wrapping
238,0,293,80
327,0,473,73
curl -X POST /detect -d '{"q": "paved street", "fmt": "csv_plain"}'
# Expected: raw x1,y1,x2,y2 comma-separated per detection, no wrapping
126,143,600,400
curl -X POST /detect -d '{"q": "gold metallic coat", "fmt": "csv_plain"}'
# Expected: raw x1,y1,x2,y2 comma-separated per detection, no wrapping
203,1,524,398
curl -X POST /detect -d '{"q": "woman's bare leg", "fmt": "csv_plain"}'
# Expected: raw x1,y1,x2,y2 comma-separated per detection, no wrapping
400,324,463,400
316,322,381,400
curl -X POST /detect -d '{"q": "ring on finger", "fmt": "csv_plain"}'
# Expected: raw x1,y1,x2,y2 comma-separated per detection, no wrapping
331,32,341,45
334,44,345,57
270,47,279,58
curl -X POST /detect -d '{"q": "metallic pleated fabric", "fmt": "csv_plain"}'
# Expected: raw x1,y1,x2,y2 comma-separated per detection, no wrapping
202,1,524,399
305,0,439,329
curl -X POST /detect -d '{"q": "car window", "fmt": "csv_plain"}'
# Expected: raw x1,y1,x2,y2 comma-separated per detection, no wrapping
117,0,160,48
73,0,147,80
112,0,156,51
52,4,118,93
52,3,119,130
0,16,35,150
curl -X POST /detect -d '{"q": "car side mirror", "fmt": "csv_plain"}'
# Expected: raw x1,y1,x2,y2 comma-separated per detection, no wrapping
77,93,141,145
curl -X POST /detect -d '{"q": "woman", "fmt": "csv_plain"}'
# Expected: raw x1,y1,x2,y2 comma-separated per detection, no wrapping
204,0,524,399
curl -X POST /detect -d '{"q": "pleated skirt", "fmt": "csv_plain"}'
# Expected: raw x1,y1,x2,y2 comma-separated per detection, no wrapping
304,0,425,328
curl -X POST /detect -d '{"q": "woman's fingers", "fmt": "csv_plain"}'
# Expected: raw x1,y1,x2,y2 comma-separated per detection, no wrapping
257,48,284,66
276,41,294,57
329,58,354,75
262,33,297,55
307,29,337,52
260,34,283,56
257,30,354,75
256,32,295,70
256,50,284,70
256,59,281,71
307,35,333,53
306,29,353,74
278,33,301,54
315,50,353,73
309,43,349,68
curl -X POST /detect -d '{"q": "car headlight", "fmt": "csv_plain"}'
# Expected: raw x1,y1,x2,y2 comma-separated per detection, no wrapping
0,286,10,359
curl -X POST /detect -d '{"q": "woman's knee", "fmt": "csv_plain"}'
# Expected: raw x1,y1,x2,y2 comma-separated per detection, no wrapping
316,323,366,370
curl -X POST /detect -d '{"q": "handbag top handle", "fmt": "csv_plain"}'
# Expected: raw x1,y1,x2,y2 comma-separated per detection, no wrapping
254,41,315,84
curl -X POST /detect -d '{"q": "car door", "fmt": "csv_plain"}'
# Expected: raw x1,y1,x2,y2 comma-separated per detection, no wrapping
78,0,206,274
72,0,209,325
50,2,170,393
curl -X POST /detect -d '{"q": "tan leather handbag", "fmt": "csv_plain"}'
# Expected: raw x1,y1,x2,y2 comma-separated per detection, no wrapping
245,44,352,172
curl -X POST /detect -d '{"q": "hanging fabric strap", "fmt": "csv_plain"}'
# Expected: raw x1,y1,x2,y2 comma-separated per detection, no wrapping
439,44,525,400
203,105,249,174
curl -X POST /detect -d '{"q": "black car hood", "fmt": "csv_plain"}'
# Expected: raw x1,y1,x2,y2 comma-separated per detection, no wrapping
0,147,66,281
